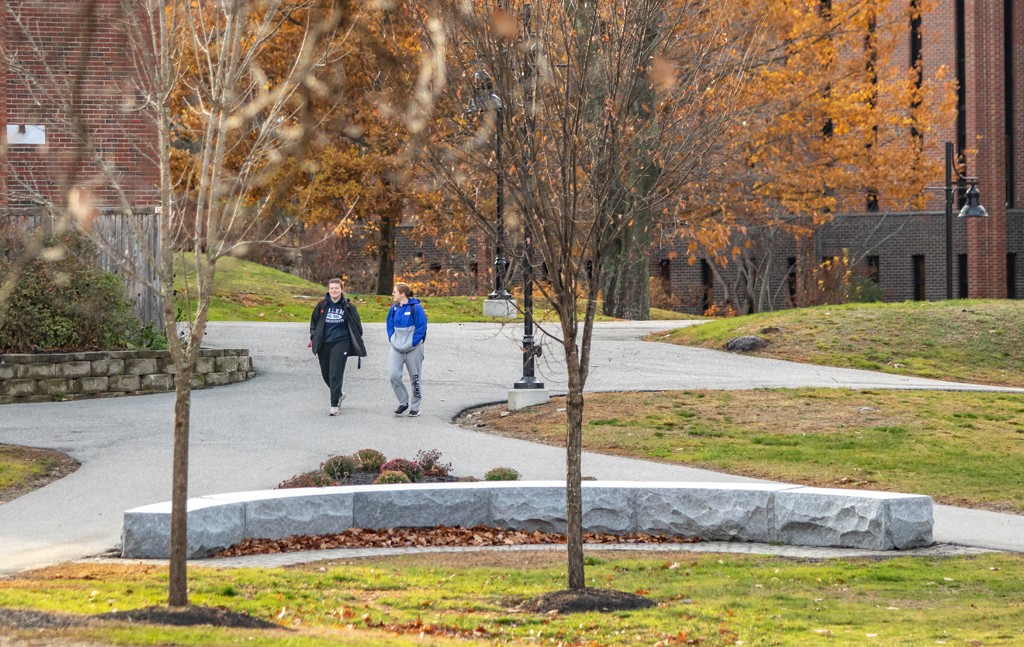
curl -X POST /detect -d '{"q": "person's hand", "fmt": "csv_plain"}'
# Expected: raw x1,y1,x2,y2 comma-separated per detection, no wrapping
307,340,312,348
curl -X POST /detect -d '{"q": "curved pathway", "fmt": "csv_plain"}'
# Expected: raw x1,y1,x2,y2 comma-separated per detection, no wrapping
1,320,1022,576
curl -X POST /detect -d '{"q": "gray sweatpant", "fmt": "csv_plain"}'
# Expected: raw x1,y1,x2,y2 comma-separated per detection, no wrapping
389,343,424,410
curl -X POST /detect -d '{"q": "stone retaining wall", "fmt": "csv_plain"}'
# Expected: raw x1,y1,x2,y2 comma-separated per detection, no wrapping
121,481,934,559
0,349,254,404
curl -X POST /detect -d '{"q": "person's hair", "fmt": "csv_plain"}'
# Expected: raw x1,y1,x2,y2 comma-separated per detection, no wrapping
394,282,414,298
328,278,343,288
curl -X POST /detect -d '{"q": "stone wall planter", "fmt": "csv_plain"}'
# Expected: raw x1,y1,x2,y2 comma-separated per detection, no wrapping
121,481,934,559
0,349,254,404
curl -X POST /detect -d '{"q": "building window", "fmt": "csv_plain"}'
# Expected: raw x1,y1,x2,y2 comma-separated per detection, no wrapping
786,256,798,303
912,255,926,300
658,258,672,293
1008,253,1017,299
957,254,969,298
866,255,880,285
700,259,713,313
955,0,966,155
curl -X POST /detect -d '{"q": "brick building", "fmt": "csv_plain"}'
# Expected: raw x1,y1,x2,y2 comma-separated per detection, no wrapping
656,1,1024,315
1,0,157,212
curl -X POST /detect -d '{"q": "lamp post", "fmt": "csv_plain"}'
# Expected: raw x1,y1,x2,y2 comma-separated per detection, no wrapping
468,70,511,302
943,141,988,299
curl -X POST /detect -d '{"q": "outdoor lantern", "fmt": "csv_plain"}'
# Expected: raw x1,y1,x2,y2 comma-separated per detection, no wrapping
957,183,988,219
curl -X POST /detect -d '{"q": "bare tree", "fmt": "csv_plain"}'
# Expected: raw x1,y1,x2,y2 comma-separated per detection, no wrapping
428,0,766,595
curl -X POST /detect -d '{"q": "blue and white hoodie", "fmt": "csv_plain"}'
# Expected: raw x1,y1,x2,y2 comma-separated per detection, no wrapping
386,297,427,353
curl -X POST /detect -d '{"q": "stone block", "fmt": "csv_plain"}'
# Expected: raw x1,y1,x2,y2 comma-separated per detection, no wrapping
244,490,355,540
190,374,207,389
483,298,517,318
353,483,492,529
581,486,635,534
17,363,55,379
2,379,39,397
141,374,173,391
121,499,247,559
508,388,550,412
215,356,242,372
91,358,125,376
57,361,92,378
37,378,70,397
773,487,931,550
228,372,247,383
491,483,566,533
204,372,229,386
109,375,141,392
0,363,15,380
76,376,109,394
634,483,783,542
124,358,158,376
196,356,216,373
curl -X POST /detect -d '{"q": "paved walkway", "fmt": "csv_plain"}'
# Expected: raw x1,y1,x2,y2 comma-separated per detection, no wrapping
1,320,1022,576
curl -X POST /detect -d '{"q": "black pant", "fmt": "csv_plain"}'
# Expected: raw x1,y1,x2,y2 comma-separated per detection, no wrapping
317,339,350,407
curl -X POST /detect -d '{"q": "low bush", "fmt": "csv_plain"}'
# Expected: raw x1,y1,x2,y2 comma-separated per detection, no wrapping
414,449,452,477
484,467,521,481
0,228,164,352
380,458,423,482
374,470,412,485
352,448,386,473
321,455,357,481
278,471,337,489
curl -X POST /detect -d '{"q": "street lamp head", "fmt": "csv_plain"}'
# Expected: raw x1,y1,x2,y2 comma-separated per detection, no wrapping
957,182,988,218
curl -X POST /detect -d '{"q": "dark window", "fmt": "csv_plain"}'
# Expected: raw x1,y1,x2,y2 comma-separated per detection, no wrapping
912,255,926,300
1008,253,1017,299
470,262,479,276
955,0,966,155
866,191,879,212
866,255,880,284
957,254,968,298
658,258,672,293
786,256,798,302
700,259,713,313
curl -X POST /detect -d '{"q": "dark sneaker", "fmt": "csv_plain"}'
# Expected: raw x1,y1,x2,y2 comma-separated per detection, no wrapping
329,407,339,416
394,404,409,416
408,409,420,417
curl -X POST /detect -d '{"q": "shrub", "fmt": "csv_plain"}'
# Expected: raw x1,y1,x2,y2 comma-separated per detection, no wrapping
414,449,452,477
278,471,336,489
374,470,412,485
321,455,358,481
379,458,422,482
484,467,521,481
0,228,163,352
352,448,386,473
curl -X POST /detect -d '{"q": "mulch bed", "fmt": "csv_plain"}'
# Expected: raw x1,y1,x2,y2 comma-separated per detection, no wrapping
215,526,700,557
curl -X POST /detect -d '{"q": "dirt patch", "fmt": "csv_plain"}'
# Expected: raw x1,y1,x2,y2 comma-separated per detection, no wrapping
519,588,656,614
0,445,79,505
100,605,283,629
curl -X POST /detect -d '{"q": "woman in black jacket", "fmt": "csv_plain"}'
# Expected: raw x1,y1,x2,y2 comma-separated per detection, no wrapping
309,278,366,416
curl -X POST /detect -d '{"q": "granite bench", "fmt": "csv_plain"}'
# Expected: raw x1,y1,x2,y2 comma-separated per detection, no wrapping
121,481,933,559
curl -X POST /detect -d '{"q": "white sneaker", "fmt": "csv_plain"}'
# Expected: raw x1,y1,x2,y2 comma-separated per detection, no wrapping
329,407,339,416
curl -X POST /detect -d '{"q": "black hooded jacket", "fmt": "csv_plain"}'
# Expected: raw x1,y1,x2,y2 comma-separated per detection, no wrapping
310,295,366,358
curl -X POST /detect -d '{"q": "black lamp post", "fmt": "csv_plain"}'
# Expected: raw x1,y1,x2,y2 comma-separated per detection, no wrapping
943,141,988,299
468,70,511,301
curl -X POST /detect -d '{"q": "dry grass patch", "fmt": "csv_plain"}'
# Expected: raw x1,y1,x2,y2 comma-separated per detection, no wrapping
457,389,1024,512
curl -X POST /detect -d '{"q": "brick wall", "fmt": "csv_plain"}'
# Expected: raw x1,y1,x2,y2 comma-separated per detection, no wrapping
2,0,158,210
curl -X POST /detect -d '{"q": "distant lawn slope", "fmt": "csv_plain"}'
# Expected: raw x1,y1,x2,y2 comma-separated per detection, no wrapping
174,255,684,323
656,300,1024,387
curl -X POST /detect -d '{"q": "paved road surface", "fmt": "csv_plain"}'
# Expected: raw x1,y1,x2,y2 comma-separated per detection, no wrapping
1,320,1022,576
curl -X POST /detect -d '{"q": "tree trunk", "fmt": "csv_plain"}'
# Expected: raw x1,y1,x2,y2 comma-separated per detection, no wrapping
601,222,651,319
375,208,397,295
564,341,585,590
167,363,192,607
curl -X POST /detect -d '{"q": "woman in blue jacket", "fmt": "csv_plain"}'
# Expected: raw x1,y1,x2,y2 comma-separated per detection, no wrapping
386,282,427,417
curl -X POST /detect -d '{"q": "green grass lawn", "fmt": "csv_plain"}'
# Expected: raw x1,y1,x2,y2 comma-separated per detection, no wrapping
2,552,1023,646
172,254,684,323
656,299,1024,387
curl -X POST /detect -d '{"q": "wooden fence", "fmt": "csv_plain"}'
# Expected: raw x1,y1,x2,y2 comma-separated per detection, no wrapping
2,210,163,326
